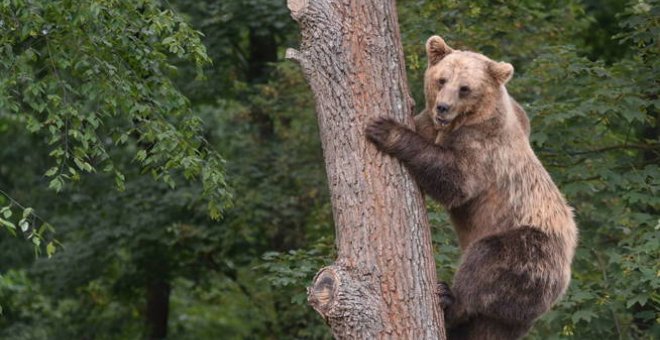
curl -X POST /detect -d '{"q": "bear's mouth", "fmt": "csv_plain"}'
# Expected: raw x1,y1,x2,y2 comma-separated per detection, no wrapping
435,116,452,127
434,110,473,129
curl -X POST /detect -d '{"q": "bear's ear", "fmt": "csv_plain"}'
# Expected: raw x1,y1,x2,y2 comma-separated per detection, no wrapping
426,36,453,66
489,61,514,85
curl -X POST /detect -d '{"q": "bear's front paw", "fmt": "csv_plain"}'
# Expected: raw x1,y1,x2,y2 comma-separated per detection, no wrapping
365,117,402,151
436,281,455,310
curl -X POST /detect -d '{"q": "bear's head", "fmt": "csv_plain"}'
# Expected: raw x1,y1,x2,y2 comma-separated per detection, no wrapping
424,36,513,131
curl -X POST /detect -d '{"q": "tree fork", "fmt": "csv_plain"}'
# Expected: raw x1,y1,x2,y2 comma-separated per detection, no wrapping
286,0,445,338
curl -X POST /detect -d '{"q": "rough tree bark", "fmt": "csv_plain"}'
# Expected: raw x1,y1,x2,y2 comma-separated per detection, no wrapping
286,0,445,338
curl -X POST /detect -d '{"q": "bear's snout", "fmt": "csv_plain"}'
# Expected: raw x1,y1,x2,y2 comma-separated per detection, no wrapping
436,103,451,114
435,103,453,127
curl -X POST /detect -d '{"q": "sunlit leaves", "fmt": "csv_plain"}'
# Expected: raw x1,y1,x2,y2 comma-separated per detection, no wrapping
0,0,229,219
0,197,56,257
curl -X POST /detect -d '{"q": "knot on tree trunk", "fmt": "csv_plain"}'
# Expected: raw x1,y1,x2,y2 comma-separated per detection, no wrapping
308,267,338,312
308,265,384,338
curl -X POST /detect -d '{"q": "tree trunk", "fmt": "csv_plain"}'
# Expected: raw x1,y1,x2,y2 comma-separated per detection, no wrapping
286,0,445,338
145,278,170,339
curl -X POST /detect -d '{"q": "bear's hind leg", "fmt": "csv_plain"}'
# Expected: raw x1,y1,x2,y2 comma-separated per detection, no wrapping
445,227,566,339
448,316,532,340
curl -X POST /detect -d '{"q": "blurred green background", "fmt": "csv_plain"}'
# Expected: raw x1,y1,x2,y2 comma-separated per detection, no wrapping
0,0,657,339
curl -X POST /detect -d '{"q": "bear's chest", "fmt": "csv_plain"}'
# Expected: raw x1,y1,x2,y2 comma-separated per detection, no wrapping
449,187,515,249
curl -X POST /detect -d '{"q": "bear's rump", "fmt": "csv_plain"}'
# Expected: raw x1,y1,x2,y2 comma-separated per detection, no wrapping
454,226,567,323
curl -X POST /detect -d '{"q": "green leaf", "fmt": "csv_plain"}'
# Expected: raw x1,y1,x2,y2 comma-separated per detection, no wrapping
115,171,126,191
26,116,42,132
22,207,33,219
626,295,649,308
135,149,148,162
46,242,56,258
73,157,86,171
571,310,597,324
45,167,59,177
0,218,16,231
2,207,11,219
48,177,64,192
19,219,29,232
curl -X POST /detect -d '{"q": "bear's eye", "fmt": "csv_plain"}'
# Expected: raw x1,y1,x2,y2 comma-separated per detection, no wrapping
438,78,447,86
459,86,471,95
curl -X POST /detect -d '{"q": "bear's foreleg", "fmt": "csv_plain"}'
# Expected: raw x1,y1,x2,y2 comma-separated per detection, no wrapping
365,117,472,207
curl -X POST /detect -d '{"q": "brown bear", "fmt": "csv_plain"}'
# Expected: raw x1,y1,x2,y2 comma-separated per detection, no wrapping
366,36,577,340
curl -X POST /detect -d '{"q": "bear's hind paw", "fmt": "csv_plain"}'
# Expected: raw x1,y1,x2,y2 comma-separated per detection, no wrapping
436,281,455,310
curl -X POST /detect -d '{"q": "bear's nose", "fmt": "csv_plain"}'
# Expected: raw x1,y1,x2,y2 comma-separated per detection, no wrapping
436,103,451,114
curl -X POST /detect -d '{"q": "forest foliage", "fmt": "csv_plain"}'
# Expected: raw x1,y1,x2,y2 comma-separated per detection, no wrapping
0,0,658,339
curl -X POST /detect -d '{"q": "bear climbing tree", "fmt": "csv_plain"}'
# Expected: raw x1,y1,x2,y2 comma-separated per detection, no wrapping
286,0,446,338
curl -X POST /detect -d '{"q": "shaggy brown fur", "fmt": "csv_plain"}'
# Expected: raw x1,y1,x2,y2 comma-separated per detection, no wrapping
366,36,577,340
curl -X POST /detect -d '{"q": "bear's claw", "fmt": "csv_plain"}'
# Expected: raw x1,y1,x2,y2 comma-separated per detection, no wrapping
365,117,399,149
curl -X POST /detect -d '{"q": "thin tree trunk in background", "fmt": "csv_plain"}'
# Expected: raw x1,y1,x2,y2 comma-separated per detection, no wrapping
247,29,278,139
286,0,445,338
145,278,170,339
